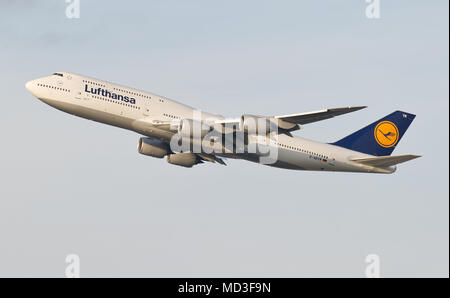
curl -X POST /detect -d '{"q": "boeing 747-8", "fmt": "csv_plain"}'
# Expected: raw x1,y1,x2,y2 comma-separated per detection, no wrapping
26,72,420,173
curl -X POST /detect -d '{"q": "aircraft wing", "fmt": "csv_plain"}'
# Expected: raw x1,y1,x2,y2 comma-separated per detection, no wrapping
214,106,368,132
145,106,367,134
274,106,367,125
351,154,421,168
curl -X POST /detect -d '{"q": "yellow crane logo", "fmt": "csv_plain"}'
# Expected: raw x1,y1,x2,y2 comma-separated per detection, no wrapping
374,121,399,148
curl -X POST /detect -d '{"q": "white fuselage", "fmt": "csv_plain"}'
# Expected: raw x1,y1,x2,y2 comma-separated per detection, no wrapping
26,72,395,173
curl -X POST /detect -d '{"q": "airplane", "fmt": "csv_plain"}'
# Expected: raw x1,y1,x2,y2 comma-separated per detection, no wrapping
25,72,420,173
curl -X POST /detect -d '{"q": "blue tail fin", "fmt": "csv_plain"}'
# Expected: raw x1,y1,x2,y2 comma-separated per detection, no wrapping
332,111,416,156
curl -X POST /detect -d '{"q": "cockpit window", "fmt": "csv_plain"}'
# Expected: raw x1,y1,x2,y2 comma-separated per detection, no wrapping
53,73,63,77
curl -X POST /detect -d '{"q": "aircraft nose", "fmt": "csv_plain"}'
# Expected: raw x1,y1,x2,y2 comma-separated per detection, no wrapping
25,80,33,91
25,79,39,97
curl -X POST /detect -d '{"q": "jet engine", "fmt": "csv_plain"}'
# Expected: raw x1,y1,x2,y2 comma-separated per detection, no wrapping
166,153,199,168
240,114,278,134
137,138,169,158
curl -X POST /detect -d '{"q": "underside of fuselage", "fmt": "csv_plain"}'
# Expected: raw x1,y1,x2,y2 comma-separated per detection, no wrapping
36,96,397,173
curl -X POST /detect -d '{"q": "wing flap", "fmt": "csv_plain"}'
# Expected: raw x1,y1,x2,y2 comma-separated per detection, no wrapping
197,153,227,165
351,154,421,168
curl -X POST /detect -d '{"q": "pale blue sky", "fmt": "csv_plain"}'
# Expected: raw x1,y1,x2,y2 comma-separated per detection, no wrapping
0,0,448,277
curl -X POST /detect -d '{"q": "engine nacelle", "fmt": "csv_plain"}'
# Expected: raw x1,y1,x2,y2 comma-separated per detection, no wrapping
240,114,278,134
178,119,213,138
137,138,169,158
166,153,199,168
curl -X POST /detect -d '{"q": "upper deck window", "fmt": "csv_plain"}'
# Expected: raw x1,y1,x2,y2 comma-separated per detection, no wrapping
53,73,63,77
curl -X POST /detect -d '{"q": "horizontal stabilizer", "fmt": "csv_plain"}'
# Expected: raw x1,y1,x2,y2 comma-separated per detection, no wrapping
351,154,421,168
